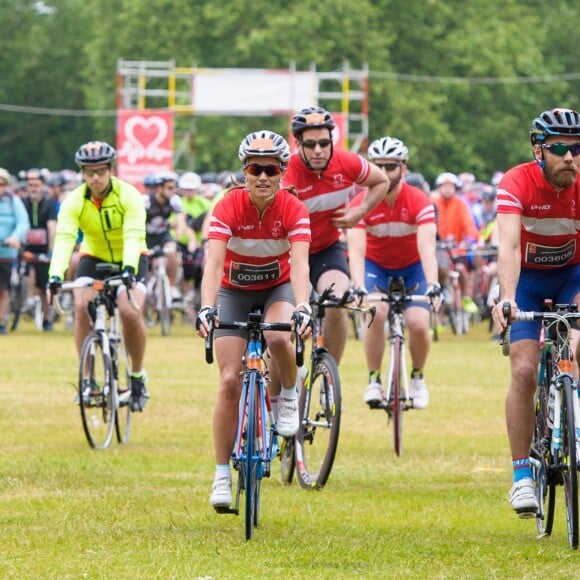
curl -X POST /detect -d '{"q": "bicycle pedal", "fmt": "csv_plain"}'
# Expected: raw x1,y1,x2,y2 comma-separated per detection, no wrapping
213,506,238,515
366,400,382,410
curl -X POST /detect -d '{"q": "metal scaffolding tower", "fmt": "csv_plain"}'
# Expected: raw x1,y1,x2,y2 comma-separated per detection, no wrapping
116,60,369,166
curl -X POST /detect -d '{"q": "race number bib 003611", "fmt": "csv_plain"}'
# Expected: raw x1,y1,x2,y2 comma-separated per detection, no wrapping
229,260,281,286
524,239,576,267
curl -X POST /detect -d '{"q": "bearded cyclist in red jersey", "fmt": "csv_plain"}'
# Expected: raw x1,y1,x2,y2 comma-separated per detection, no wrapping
491,108,580,517
282,107,389,364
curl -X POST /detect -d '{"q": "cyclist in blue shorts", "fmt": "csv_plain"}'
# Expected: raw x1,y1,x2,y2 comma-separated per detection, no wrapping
492,108,580,517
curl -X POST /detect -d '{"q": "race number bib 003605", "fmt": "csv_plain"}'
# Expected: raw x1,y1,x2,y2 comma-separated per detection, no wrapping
524,239,576,267
229,260,281,286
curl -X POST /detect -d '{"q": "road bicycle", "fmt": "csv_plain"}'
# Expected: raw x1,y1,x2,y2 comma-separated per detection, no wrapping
146,246,173,336
367,277,432,457
437,241,470,335
8,250,45,331
1,249,47,331
280,286,375,489
502,300,580,549
53,264,136,449
204,310,303,540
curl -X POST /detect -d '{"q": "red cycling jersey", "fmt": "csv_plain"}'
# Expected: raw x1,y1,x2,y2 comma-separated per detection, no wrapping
497,161,580,269
282,150,371,254
208,187,311,290
351,182,435,269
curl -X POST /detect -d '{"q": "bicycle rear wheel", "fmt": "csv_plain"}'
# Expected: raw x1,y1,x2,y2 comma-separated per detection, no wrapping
562,376,579,549
389,335,404,457
533,365,555,536
279,436,296,484
113,339,132,444
79,333,116,449
244,374,259,540
295,351,341,490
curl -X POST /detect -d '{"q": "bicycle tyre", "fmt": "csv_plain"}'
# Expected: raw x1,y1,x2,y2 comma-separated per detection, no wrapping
430,309,439,342
279,436,296,484
113,339,132,444
244,373,259,540
448,303,462,336
533,360,555,536
295,351,341,490
390,335,403,457
79,333,116,449
9,273,27,331
159,274,172,336
33,296,43,330
562,375,579,549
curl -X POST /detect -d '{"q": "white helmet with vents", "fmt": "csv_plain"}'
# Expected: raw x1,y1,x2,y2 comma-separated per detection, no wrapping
368,137,409,161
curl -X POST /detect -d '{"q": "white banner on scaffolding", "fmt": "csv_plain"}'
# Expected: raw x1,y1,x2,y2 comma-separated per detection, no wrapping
192,68,318,115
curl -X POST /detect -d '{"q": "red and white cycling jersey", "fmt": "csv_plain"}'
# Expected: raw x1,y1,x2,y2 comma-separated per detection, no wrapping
351,182,435,269
208,187,311,290
497,161,580,269
283,150,371,254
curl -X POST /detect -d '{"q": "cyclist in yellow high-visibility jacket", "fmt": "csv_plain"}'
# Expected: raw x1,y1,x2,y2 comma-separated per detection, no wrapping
48,141,150,412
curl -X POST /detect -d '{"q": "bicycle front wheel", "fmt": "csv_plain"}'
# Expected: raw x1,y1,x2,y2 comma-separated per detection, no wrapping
9,275,27,331
533,365,555,537
79,333,116,449
562,376,579,549
295,351,341,490
113,339,132,444
244,374,259,540
389,335,404,457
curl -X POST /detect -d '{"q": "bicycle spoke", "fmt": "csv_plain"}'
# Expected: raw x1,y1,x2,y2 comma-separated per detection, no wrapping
295,352,341,490
79,334,116,449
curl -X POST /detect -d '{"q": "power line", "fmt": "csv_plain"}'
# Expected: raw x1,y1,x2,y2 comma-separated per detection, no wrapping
1,70,580,117
370,71,580,84
0,103,117,117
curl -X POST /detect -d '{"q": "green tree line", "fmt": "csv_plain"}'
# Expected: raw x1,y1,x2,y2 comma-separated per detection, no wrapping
0,0,578,185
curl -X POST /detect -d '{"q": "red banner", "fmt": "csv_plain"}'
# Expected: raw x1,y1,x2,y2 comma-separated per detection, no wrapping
116,110,174,191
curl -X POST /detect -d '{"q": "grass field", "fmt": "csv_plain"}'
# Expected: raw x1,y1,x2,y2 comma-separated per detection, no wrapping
1,317,579,578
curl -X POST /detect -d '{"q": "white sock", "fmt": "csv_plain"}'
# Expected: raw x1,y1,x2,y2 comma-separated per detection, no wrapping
281,385,297,400
215,464,231,481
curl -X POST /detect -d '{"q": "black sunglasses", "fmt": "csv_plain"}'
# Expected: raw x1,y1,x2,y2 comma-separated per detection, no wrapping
541,143,580,157
301,139,332,150
244,163,283,177
375,162,403,171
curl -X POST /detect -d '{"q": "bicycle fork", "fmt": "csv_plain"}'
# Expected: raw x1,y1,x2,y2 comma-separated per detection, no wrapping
385,322,411,410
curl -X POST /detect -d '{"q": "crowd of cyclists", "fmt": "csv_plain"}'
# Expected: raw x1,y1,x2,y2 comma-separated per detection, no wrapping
5,105,576,523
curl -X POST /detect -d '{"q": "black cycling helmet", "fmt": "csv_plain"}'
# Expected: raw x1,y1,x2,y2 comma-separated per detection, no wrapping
530,108,580,144
405,171,426,190
153,170,178,185
291,106,335,136
74,141,117,167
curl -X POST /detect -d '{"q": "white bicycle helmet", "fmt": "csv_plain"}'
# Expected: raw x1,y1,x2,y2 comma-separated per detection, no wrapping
368,137,409,161
238,131,291,165
178,171,202,190
435,171,462,188
74,141,117,167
